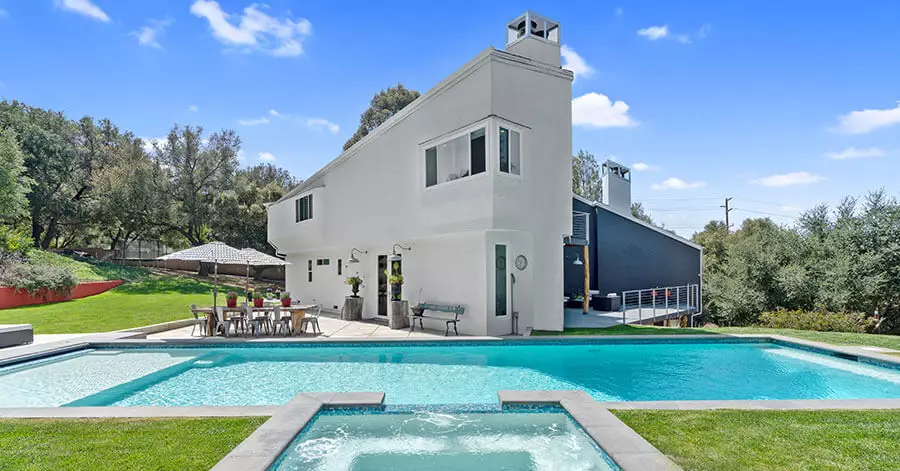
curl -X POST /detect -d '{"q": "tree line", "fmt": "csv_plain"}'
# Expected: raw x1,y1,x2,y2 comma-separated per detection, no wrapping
0,100,297,255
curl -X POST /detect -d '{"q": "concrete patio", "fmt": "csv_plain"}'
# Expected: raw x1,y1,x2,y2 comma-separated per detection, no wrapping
564,306,690,328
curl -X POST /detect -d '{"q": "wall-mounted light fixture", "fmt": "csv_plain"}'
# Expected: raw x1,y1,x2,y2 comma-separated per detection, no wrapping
573,254,583,266
348,248,367,264
388,243,411,262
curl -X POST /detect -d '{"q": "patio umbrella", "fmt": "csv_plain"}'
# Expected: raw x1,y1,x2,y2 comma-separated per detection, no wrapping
239,248,290,294
158,241,249,306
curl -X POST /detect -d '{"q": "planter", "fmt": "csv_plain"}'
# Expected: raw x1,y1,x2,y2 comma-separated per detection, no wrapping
351,283,361,297
390,283,402,301
253,298,264,308
281,298,291,307
390,300,409,329
343,296,363,321
227,298,238,308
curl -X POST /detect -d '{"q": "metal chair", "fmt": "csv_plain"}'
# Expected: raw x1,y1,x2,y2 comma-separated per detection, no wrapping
299,305,322,335
273,306,293,336
249,305,273,336
214,307,237,337
190,304,207,336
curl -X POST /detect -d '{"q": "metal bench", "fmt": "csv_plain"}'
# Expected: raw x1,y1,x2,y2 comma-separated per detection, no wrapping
410,303,465,336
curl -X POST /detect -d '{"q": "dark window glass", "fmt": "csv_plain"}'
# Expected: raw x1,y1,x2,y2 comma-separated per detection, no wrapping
499,128,510,173
296,195,313,222
495,244,507,316
425,147,437,187
470,128,486,175
338,260,342,275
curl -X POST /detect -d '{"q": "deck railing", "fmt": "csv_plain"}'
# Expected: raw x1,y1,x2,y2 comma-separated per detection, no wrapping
620,284,701,325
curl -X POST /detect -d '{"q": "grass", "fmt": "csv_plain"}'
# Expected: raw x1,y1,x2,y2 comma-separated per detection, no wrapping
0,275,240,334
27,251,148,282
0,417,266,471
533,325,900,350
613,410,900,471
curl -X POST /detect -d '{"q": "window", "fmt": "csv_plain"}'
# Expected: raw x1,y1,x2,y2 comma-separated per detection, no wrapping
499,127,520,175
337,259,342,276
316,258,330,266
307,260,312,282
495,244,508,316
424,128,486,187
295,194,313,222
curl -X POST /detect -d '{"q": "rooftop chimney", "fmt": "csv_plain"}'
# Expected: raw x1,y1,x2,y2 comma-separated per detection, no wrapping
601,160,631,216
505,12,561,67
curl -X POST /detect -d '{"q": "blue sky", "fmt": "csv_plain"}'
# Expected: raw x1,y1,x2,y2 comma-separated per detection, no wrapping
1,1,899,236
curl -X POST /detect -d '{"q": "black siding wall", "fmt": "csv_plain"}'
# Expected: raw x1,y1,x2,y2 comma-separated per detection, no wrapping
565,200,701,297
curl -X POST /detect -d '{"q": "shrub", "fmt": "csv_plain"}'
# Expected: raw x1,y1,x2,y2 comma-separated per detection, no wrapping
0,261,79,297
758,308,876,333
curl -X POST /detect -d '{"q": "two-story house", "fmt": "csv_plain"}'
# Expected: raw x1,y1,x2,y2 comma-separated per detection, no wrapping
267,12,701,336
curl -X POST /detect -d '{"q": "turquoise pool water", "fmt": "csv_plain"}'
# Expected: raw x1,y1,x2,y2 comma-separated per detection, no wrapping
270,409,619,471
1,340,900,407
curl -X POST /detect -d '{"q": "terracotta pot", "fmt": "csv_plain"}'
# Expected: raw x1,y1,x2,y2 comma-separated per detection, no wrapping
281,298,291,307
226,298,237,308
254,298,264,308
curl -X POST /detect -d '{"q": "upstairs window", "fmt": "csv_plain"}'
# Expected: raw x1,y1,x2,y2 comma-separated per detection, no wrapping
499,127,521,175
425,128,486,188
295,194,313,222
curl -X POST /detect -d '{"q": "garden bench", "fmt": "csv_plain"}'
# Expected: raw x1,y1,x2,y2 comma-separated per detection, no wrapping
410,303,465,336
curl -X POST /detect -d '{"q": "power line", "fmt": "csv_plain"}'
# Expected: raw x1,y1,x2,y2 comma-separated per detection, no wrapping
733,208,796,219
736,198,792,207
639,197,723,202
645,206,721,212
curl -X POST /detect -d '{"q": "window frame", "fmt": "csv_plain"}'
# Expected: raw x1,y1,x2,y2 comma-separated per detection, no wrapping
295,194,313,223
421,119,492,190
497,120,523,179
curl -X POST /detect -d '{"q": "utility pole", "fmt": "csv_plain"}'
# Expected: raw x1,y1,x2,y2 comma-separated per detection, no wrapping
721,197,733,232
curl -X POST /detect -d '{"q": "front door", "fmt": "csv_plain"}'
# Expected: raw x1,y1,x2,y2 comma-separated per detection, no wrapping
377,255,388,316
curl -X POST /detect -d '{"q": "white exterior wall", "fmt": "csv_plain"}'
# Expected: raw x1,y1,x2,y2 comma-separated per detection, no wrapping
269,43,573,335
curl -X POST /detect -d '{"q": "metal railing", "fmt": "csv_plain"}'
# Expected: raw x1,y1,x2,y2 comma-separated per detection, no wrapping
620,284,700,325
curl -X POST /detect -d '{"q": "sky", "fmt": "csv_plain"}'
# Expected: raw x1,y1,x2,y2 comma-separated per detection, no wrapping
1,0,899,236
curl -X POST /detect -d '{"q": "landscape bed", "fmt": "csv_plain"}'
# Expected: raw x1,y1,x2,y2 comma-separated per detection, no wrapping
2,337,900,408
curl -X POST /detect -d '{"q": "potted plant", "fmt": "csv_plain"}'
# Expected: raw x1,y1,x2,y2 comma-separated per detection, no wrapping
387,272,404,301
226,291,238,308
253,292,265,308
345,276,364,297
280,291,292,307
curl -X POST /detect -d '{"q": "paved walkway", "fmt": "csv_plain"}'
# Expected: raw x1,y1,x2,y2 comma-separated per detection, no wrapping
148,313,448,340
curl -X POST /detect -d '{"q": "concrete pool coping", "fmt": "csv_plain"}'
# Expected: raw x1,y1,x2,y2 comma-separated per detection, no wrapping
210,390,680,471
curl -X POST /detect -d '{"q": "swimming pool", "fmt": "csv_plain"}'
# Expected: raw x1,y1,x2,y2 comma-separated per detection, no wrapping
2,339,900,407
269,408,619,471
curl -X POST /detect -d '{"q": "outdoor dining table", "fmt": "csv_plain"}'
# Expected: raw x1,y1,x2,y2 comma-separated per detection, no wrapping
282,304,318,335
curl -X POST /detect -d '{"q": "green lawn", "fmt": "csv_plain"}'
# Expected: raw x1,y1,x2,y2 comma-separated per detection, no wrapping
533,325,900,350
0,275,239,334
0,417,266,471
27,251,148,282
614,410,900,471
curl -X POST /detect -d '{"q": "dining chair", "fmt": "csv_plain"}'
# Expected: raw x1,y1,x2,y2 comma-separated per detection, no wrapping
189,304,207,337
273,306,293,336
299,304,322,335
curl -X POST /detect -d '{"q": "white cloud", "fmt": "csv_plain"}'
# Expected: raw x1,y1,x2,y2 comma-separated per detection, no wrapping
561,45,595,82
651,177,706,190
751,171,823,187
188,105,199,113
640,24,710,44
572,92,637,129
632,162,660,172
269,109,285,118
238,117,270,126
833,102,900,135
306,118,340,134
637,25,668,40
190,0,312,57
614,7,624,18
140,137,165,154
131,18,173,49
258,152,276,162
825,147,886,160
56,0,110,22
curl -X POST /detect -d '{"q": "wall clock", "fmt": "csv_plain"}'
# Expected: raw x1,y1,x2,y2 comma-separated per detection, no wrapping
515,255,528,270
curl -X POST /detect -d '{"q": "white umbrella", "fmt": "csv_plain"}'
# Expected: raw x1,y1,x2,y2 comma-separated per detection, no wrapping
239,248,290,295
158,241,249,306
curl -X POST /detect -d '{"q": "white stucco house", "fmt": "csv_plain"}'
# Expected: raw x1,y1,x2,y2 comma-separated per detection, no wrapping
267,12,572,336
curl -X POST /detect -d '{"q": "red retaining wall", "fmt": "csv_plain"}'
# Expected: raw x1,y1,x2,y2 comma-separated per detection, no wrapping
0,280,123,310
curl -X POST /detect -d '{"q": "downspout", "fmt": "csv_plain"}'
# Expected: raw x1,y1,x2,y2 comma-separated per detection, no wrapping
510,273,518,335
